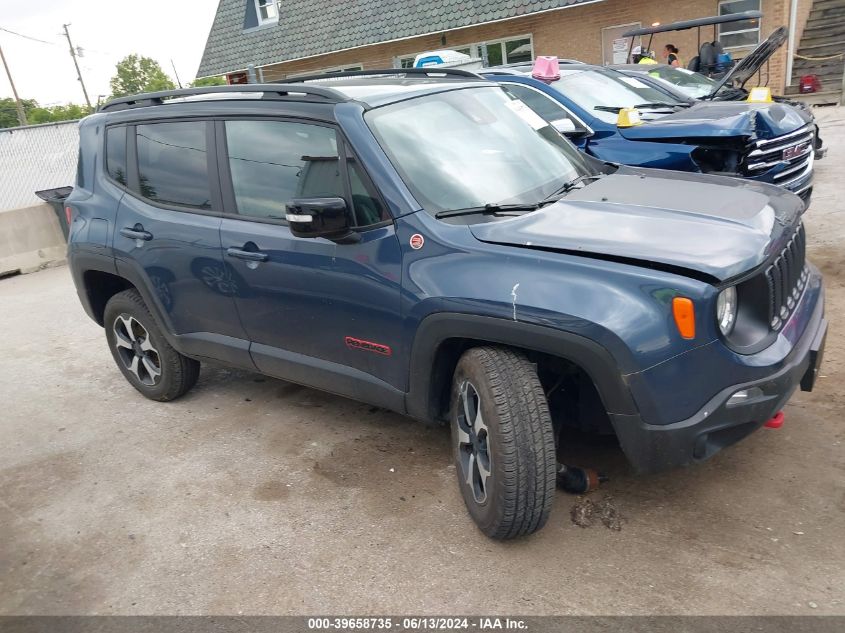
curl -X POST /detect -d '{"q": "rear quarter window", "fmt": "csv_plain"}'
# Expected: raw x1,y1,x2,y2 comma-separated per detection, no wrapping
105,125,127,186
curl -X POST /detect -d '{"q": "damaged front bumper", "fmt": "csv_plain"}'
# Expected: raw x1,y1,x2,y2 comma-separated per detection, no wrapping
611,272,826,474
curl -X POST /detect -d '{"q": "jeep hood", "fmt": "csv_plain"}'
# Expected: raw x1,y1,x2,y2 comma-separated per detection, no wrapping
469,167,804,282
617,100,811,142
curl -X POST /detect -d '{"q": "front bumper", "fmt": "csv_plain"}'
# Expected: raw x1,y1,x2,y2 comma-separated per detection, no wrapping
612,286,827,474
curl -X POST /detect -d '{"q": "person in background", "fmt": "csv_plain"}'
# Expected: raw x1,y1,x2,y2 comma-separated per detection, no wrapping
632,45,658,64
664,44,681,67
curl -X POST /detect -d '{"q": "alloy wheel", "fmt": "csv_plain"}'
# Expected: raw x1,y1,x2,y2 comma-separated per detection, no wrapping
456,380,492,504
112,314,162,386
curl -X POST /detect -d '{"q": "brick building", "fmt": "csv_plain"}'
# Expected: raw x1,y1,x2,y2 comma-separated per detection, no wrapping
198,0,821,95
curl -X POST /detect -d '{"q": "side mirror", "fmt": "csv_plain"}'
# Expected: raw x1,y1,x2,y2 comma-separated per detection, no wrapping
552,118,577,133
288,197,354,241
551,117,588,137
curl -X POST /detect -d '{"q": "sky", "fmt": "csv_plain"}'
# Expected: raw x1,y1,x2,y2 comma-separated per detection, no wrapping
0,0,220,106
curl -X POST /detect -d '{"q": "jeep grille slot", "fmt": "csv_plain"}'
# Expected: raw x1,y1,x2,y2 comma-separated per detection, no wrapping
743,124,814,188
764,223,808,330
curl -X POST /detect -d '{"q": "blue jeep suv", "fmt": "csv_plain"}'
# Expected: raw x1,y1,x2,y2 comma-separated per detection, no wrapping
67,71,826,539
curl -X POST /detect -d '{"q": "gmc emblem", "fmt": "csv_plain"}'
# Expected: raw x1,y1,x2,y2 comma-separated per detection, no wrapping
344,336,392,356
783,143,809,160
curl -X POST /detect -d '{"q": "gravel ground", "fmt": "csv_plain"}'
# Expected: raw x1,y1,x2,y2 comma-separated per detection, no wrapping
1,108,843,616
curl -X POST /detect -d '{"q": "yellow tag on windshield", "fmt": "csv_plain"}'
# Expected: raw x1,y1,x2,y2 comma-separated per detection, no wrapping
746,87,773,103
617,108,643,127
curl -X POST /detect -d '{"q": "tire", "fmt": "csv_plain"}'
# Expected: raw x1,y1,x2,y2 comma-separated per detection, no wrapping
450,346,557,539
103,288,200,402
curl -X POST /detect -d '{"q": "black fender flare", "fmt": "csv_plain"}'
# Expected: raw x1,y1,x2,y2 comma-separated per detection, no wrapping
405,313,639,423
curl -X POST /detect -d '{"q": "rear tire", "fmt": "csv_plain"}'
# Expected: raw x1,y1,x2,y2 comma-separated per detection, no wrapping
104,289,200,402
450,346,557,539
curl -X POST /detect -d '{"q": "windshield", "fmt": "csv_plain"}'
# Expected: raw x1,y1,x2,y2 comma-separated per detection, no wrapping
365,87,591,214
548,68,686,123
642,66,717,99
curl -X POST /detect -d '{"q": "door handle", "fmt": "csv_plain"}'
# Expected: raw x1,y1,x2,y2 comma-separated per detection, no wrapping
120,226,153,241
226,247,269,263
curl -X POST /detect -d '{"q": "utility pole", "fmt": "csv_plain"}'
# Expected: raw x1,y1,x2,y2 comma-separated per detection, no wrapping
170,59,183,88
0,44,27,126
62,24,91,108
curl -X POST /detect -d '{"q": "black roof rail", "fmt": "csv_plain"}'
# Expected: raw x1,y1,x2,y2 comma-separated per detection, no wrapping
278,67,485,84
98,83,349,112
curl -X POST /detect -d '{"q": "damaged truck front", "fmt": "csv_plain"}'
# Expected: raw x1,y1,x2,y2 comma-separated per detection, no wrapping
485,63,816,206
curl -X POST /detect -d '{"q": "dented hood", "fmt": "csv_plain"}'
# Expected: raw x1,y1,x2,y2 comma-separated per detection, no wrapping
469,167,804,282
618,100,812,142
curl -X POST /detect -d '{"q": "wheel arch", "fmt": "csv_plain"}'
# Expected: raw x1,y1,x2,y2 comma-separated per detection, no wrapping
405,313,638,424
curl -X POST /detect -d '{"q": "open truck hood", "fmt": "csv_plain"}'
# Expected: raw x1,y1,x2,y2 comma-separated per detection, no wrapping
707,26,789,98
617,99,811,142
468,167,803,282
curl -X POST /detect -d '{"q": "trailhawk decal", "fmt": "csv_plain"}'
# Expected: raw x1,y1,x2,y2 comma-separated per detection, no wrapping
344,337,393,356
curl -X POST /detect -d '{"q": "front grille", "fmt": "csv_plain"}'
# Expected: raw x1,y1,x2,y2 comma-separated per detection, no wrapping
764,223,808,330
744,124,815,188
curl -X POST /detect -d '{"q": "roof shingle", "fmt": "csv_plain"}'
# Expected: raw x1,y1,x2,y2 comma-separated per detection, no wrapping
198,0,597,77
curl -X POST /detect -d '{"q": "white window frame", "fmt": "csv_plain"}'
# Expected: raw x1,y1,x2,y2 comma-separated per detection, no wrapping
254,0,279,26
466,34,534,66
393,34,534,69
717,0,762,49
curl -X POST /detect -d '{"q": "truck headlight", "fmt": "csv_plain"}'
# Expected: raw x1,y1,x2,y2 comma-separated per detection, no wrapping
716,286,737,335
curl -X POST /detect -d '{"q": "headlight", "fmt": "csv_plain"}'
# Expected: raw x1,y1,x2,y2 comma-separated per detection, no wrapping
716,286,738,335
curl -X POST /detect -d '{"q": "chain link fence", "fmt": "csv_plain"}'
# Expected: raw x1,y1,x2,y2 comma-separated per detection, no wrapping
0,121,80,212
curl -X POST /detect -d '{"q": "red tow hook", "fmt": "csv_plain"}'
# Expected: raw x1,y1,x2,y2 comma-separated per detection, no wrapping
764,411,785,429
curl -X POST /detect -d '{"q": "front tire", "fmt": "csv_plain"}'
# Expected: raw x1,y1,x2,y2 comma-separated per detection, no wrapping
450,346,557,539
104,289,200,402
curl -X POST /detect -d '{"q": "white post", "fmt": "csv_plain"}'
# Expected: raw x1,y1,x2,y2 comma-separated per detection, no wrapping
786,0,799,87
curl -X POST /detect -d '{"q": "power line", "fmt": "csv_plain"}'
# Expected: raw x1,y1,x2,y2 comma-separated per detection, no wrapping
0,26,58,46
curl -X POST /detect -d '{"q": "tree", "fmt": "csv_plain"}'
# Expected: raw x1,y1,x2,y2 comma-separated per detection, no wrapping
189,76,226,88
27,103,93,125
0,98,89,129
0,97,36,128
109,54,176,98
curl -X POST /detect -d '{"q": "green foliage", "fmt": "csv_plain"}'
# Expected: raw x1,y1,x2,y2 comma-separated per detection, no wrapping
189,76,227,88
0,97,91,129
28,103,94,125
109,54,176,98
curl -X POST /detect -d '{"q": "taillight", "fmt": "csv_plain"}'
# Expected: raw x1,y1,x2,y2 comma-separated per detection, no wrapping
65,206,73,225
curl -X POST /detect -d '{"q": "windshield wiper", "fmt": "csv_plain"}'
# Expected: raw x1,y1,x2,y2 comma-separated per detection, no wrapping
594,102,688,113
434,203,539,219
540,174,603,204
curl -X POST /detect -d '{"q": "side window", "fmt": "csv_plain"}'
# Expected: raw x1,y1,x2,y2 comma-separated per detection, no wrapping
135,122,211,210
503,84,572,123
106,125,127,186
224,120,342,220
347,150,388,227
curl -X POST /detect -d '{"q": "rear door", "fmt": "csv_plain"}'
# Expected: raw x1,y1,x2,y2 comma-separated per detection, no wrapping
111,120,249,365
216,117,404,404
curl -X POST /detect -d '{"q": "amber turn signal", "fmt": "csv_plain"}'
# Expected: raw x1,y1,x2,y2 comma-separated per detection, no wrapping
672,297,696,339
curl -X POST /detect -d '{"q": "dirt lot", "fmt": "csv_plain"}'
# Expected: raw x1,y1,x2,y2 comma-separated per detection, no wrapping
1,108,844,616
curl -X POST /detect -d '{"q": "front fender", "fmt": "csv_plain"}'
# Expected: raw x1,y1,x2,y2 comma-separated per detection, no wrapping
405,313,639,423
587,135,699,171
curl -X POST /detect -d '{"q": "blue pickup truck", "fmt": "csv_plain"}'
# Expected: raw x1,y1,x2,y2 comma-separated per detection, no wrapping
484,62,816,205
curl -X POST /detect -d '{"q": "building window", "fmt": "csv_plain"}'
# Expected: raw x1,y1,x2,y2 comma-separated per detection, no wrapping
255,0,278,25
718,0,761,48
394,36,533,69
